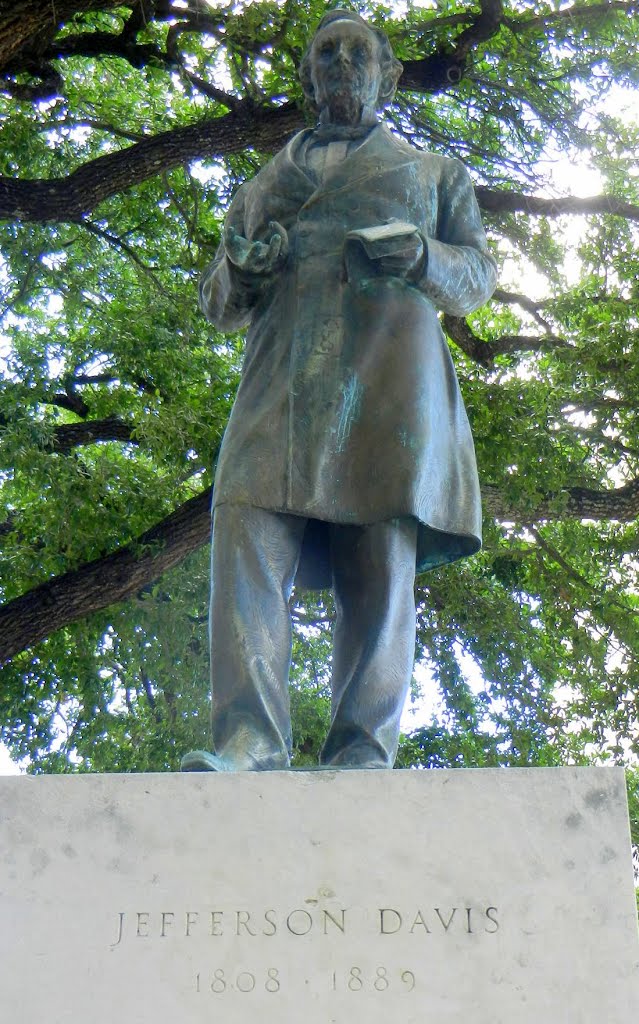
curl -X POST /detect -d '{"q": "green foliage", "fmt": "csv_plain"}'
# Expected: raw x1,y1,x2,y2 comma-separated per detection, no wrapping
0,0,638,860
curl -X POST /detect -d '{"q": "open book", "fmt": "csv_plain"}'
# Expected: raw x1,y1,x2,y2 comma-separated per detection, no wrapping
345,221,421,259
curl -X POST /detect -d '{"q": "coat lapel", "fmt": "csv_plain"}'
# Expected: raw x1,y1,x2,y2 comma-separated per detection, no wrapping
241,124,424,241
302,124,421,204
260,131,318,208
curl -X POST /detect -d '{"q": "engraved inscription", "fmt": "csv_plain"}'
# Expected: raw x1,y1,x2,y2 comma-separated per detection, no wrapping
195,968,281,993
193,967,417,995
110,904,500,947
331,967,416,991
111,907,351,946
379,906,500,935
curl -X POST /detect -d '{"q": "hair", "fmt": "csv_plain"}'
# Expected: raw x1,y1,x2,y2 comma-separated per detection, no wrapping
299,8,403,111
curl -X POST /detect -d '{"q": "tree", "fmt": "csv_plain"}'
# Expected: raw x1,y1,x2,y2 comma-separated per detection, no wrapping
0,0,638,837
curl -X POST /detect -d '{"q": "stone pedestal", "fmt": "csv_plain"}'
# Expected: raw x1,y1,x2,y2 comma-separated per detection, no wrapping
1,767,637,1022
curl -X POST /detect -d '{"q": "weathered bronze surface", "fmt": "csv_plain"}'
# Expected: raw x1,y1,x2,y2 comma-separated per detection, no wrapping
181,9,497,774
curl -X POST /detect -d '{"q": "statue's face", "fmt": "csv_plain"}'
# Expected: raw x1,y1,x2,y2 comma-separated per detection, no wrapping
309,19,382,122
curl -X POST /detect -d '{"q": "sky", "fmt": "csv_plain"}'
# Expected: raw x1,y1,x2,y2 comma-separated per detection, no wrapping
0,745,21,775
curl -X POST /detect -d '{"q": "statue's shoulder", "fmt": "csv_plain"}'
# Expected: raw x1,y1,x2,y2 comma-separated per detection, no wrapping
395,135,477,192
236,128,310,191
378,126,464,175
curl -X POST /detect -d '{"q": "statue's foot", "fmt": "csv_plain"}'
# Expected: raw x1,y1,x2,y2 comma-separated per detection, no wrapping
180,749,290,772
180,750,231,772
322,760,389,770
320,746,391,770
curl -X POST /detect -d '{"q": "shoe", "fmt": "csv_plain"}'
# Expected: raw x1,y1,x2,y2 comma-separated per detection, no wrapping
180,750,232,772
180,748,290,772
324,760,389,770
320,750,391,770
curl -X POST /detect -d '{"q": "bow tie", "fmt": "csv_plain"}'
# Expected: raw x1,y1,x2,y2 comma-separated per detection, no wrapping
311,122,376,144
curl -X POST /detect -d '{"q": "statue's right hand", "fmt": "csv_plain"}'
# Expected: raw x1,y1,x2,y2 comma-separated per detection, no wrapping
225,225,286,275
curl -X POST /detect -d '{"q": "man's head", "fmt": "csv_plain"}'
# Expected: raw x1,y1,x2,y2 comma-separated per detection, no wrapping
299,9,402,123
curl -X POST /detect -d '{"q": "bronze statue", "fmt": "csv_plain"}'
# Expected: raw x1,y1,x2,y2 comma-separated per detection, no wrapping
181,9,497,773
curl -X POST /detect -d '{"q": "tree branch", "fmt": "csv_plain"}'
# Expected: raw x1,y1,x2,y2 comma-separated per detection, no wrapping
0,102,304,222
1,64,63,102
165,21,241,109
476,187,639,223
443,313,567,368
530,524,639,626
0,0,126,76
506,0,639,31
48,31,165,69
1,413,135,457
82,220,166,291
482,476,639,524
0,512,17,538
0,485,213,665
491,289,555,332
402,0,504,92
47,416,135,453
48,391,90,418
38,117,146,142
0,2,179,97
449,0,504,61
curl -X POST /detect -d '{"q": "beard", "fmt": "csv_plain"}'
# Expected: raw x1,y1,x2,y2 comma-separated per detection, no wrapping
321,81,364,125
314,61,378,125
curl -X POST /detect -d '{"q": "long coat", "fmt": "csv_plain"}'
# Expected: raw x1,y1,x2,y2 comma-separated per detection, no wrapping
200,123,497,588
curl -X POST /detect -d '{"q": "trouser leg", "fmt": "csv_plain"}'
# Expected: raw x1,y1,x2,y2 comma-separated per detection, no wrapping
209,503,306,770
320,517,418,768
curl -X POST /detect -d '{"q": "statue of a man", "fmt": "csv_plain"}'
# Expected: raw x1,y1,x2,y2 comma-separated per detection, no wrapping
182,9,497,773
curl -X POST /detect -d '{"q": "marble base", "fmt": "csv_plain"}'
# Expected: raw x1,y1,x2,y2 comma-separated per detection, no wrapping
1,767,637,1022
